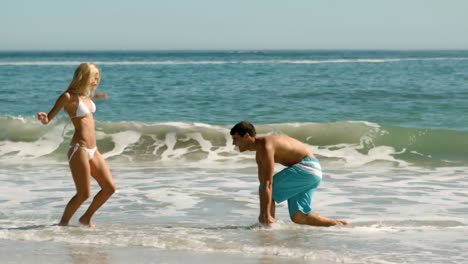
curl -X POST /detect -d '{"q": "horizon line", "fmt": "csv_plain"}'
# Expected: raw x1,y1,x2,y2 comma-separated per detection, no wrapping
1,48,468,53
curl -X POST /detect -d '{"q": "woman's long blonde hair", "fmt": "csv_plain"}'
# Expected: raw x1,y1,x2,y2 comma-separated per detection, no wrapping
66,62,100,97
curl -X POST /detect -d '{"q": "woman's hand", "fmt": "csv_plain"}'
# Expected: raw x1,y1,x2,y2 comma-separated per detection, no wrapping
93,93,108,99
37,112,49,125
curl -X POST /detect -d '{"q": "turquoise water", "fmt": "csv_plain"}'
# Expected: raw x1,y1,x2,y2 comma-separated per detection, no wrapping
1,50,468,128
1,50,468,166
1,51,467,263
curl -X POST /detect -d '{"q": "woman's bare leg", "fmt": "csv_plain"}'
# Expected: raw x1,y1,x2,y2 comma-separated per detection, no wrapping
79,152,116,227
59,148,91,226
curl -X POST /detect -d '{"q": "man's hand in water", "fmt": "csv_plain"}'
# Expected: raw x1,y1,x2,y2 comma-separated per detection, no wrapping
259,214,277,225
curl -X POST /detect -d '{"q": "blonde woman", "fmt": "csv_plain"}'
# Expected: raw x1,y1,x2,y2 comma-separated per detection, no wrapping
37,62,116,227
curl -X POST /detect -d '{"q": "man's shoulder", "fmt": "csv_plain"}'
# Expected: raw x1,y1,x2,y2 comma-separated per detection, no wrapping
255,137,272,153
262,135,286,142
257,136,273,149
264,135,293,144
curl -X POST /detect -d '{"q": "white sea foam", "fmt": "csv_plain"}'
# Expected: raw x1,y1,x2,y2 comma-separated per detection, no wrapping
2,117,466,167
0,157,467,264
1,120,467,263
0,124,64,160
315,144,408,168
100,130,141,159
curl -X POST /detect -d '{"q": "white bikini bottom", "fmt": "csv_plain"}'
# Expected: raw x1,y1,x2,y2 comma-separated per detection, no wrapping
68,144,98,162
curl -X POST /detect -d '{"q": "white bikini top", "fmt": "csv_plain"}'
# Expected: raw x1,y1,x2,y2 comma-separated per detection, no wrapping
71,98,96,118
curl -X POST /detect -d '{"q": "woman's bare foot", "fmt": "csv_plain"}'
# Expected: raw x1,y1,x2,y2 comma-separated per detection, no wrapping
58,221,69,226
79,216,95,227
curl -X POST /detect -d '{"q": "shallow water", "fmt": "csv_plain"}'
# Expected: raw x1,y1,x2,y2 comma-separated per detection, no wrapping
0,160,466,263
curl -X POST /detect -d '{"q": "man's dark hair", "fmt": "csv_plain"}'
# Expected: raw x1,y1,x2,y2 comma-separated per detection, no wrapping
230,121,256,137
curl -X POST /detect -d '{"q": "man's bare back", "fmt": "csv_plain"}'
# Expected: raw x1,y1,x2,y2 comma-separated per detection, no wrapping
255,135,314,167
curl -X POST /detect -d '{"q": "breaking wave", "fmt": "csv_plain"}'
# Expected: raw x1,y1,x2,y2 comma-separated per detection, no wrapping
1,115,467,167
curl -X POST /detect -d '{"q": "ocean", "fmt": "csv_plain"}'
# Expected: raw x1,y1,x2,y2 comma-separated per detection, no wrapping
0,50,467,263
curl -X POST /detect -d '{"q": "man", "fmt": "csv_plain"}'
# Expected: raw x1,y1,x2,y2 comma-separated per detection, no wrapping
230,121,348,226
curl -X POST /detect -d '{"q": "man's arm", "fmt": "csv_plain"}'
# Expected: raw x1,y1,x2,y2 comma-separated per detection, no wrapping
256,143,276,225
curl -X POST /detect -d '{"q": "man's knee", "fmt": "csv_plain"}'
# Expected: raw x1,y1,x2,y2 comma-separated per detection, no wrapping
290,211,307,224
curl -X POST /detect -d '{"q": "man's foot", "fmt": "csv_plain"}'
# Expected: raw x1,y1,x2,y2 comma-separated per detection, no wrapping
335,219,349,226
79,216,95,228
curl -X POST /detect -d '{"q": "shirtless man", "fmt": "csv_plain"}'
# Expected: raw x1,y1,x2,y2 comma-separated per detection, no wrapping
230,121,348,226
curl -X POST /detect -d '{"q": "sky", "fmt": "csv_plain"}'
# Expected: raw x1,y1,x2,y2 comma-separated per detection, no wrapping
1,0,467,50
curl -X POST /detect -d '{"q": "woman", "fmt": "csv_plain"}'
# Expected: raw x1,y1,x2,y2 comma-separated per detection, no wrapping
38,62,116,227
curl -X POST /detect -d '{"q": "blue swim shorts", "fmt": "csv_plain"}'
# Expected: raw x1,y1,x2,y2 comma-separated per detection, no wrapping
272,157,322,217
